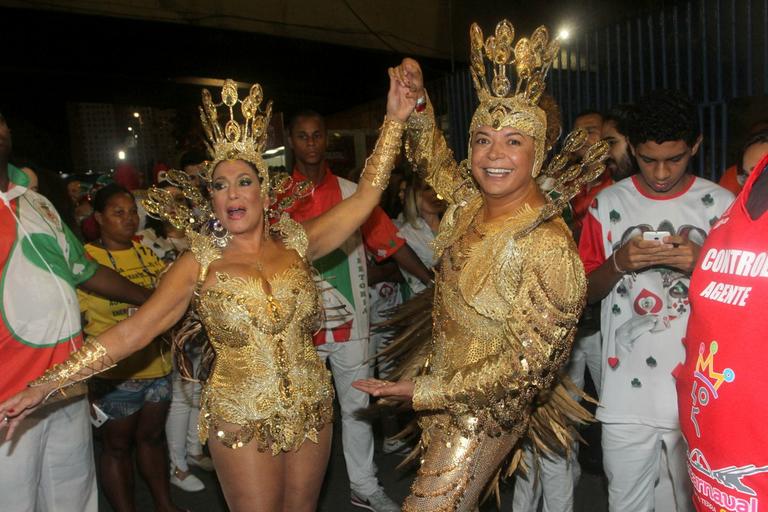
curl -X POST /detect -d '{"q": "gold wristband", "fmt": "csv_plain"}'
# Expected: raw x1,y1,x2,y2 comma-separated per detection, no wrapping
30,337,116,397
360,117,405,191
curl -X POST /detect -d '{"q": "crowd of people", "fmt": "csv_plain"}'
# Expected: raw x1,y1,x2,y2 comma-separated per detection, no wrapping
0,16,767,512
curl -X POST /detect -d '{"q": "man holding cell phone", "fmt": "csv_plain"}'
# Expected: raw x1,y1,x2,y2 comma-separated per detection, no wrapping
578,90,734,512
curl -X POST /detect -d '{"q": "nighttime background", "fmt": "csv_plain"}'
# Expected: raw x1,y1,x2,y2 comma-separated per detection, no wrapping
0,0,662,174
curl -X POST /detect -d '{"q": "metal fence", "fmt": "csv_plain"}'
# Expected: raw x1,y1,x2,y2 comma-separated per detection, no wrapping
434,0,768,181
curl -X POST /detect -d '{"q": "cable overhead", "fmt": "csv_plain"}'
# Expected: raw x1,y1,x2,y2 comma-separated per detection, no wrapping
342,0,401,53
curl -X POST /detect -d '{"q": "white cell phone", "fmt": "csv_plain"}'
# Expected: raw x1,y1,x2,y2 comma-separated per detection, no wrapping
90,404,109,428
643,231,671,242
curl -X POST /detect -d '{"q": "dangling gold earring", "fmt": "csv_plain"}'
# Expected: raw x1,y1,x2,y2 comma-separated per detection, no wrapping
211,218,232,248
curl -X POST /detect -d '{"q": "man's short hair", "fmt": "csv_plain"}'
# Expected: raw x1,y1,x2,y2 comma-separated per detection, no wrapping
574,109,603,122
287,109,325,135
604,103,637,138
629,89,699,147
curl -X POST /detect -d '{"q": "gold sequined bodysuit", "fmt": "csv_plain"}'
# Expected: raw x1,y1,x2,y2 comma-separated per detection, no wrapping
401,104,587,511
191,217,334,454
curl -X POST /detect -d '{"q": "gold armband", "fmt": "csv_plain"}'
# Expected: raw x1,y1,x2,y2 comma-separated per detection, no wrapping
30,337,117,399
360,117,405,191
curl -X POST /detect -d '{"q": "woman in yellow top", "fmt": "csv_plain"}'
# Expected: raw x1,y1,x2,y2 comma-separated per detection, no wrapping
0,79,404,512
354,21,606,512
78,183,181,512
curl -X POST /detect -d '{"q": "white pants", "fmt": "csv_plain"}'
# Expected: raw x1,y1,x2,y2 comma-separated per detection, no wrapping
317,339,380,496
0,397,97,512
567,330,602,396
512,331,601,512
602,423,693,512
165,365,203,472
512,445,576,512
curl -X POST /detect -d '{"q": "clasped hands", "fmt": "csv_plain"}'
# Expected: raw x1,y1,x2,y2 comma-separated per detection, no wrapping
386,58,425,123
614,235,701,274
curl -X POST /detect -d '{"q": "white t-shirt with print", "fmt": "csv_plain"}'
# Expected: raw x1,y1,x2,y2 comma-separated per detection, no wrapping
579,175,734,428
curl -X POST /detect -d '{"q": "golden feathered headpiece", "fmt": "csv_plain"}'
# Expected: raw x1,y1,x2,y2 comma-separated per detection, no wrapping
142,80,275,242
198,79,272,205
468,21,560,176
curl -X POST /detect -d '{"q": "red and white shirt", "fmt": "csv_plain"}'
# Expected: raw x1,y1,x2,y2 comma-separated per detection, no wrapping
286,164,405,345
579,175,734,428
675,155,768,512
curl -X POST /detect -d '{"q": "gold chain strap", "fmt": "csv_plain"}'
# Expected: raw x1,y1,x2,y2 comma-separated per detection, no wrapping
360,117,405,191
29,337,117,401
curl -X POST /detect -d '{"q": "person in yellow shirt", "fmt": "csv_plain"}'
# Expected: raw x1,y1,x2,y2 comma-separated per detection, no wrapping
78,184,182,512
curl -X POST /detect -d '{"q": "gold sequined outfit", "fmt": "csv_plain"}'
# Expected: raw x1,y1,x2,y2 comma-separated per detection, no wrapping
191,217,334,455
401,95,586,512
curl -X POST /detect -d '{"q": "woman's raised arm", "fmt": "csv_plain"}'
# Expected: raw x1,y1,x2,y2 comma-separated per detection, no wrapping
302,69,408,259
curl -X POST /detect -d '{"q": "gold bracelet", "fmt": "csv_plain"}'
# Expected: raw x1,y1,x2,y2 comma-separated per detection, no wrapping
30,337,117,399
360,117,405,191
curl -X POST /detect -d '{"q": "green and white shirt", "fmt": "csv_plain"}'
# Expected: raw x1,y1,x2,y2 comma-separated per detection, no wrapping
0,164,97,401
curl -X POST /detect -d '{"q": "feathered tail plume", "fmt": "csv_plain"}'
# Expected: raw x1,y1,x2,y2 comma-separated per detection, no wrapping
373,286,435,384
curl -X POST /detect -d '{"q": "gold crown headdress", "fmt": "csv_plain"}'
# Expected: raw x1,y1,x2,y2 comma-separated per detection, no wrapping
198,79,273,205
142,80,275,244
467,21,560,176
461,20,609,235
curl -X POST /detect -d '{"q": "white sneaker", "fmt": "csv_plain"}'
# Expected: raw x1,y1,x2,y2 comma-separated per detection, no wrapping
170,467,205,492
351,489,400,512
187,453,215,472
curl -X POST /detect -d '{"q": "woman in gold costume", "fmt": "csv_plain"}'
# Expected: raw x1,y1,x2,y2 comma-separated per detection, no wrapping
354,20,607,511
0,80,404,512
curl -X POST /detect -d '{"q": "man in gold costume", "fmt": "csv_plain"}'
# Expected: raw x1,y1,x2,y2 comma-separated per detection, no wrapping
355,20,607,511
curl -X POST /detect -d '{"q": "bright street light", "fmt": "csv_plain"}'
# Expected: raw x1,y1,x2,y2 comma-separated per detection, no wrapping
128,127,133,131
117,150,126,160
558,27,571,40
132,112,140,118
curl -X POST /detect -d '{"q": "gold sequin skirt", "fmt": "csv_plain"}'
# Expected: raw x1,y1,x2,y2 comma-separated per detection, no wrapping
199,386,333,455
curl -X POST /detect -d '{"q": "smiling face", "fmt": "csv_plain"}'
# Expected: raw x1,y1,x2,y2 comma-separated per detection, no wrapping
210,159,264,235
632,138,701,197
470,126,536,200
